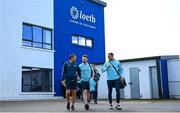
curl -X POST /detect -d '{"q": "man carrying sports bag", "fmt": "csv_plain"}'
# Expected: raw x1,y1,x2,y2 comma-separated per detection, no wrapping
102,53,123,110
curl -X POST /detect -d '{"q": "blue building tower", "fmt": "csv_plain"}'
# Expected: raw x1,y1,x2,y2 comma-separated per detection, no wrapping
54,0,107,96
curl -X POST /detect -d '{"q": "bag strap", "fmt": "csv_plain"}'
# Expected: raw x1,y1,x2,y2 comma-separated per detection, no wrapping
108,61,121,77
88,63,93,77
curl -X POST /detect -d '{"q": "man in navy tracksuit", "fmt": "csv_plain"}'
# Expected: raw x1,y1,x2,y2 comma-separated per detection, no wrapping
61,54,81,111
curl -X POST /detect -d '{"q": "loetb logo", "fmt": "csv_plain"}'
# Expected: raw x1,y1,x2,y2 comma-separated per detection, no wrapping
70,6,96,23
70,6,79,20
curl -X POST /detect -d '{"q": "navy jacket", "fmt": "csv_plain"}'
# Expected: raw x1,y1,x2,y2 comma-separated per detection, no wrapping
62,61,81,81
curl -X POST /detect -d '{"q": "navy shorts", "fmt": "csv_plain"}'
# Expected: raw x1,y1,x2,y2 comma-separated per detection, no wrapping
65,79,77,90
107,78,121,90
81,81,90,90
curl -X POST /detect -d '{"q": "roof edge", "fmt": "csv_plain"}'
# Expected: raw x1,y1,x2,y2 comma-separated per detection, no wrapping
94,55,179,65
89,0,107,7
120,55,179,63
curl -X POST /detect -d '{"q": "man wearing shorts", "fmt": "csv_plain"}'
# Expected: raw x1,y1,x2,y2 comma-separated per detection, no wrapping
61,54,81,111
79,55,92,110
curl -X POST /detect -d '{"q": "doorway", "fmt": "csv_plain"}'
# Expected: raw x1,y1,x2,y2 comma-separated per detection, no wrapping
129,67,140,99
149,66,159,99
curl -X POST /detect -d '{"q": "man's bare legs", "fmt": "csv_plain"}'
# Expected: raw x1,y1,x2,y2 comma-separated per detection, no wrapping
66,90,71,110
66,89,76,111
83,89,90,110
71,89,76,107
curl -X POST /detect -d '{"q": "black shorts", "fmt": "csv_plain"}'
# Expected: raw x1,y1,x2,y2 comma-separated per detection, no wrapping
81,81,90,90
65,79,77,90
107,78,121,90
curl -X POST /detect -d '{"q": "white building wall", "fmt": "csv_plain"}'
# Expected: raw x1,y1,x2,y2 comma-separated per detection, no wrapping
167,59,180,99
122,60,156,99
0,0,54,99
97,60,156,99
0,1,2,98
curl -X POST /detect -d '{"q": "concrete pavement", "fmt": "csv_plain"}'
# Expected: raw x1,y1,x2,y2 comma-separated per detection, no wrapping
0,99,180,112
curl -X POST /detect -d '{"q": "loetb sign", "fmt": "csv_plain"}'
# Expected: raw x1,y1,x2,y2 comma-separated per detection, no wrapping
70,6,96,24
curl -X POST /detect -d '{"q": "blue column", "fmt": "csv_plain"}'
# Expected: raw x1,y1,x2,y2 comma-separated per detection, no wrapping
160,59,170,99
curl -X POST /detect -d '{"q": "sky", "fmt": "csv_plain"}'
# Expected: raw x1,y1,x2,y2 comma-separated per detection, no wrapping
103,0,180,60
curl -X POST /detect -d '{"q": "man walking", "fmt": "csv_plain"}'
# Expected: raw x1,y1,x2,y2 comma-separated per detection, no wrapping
102,53,123,110
79,55,92,110
61,54,81,111
91,64,100,104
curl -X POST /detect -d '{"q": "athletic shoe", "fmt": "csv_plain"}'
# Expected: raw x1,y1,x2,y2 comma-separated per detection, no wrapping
94,100,97,104
66,103,70,110
71,105,75,111
109,104,113,109
115,104,122,110
85,104,89,110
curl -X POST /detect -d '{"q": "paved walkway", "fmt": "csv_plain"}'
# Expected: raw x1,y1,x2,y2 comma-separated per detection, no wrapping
0,99,180,112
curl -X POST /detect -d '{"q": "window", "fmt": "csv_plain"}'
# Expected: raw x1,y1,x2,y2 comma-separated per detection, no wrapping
71,34,93,48
33,26,43,48
43,29,52,44
43,29,52,49
23,25,32,40
72,35,78,44
86,39,93,47
22,67,52,92
79,36,86,46
22,25,32,46
22,23,52,50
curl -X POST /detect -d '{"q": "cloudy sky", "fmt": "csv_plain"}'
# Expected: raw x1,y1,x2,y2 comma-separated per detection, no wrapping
103,0,180,60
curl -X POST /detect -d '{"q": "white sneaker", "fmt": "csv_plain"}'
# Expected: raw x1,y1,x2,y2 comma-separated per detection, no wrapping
115,104,122,110
109,104,113,109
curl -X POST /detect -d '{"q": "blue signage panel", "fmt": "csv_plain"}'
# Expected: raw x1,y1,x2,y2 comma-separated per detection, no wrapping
54,0,106,96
